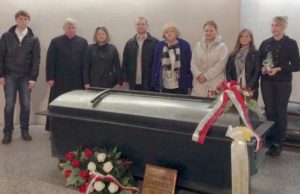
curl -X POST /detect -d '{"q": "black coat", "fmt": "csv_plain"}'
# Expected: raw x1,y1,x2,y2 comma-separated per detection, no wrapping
259,35,300,82
46,35,88,102
83,43,121,88
226,50,260,99
0,25,40,80
121,33,158,90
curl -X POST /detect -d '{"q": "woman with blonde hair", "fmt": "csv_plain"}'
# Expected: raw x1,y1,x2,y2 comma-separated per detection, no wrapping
259,16,300,156
226,28,260,100
83,26,121,89
151,23,192,94
191,21,228,97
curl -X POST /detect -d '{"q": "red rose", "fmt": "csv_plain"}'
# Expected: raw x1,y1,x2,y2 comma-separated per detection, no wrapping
79,170,89,180
65,152,75,161
71,160,81,168
79,183,88,193
63,169,72,178
85,149,93,158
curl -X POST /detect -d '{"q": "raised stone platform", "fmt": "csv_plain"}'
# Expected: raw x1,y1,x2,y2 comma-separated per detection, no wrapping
0,125,299,194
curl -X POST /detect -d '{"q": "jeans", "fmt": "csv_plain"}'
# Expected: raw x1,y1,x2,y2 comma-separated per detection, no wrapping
3,75,31,135
261,80,292,147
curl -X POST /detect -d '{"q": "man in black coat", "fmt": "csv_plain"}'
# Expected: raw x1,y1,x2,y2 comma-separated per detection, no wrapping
45,18,88,131
0,10,40,144
121,17,158,91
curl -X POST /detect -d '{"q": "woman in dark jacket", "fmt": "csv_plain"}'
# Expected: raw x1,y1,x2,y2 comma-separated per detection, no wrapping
83,26,121,89
151,23,192,94
226,29,260,100
259,16,300,156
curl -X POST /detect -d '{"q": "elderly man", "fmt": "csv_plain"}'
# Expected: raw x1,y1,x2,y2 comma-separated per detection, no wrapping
121,17,158,91
0,10,40,144
45,18,88,131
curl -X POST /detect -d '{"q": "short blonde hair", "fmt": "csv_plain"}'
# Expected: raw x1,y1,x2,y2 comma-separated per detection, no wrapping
273,16,288,29
64,17,77,26
162,23,180,39
135,17,148,25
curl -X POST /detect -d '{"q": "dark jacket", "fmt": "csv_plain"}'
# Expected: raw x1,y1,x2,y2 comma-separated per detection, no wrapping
46,35,88,103
121,33,158,90
259,35,300,82
226,50,260,89
83,43,121,88
151,38,193,90
0,25,40,80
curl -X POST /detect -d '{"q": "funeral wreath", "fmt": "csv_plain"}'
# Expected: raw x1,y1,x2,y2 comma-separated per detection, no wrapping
210,81,263,117
62,147,139,194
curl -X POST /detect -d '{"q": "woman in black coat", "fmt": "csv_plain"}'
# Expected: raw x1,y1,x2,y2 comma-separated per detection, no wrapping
259,16,300,156
83,26,121,89
226,28,260,100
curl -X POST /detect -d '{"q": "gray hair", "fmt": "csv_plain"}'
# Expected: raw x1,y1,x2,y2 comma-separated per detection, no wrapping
64,17,77,26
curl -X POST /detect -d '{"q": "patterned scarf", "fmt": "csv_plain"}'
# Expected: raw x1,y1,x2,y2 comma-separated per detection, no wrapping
235,46,249,77
161,42,181,78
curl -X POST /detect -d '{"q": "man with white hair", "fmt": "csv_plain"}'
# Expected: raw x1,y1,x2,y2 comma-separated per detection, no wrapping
45,18,88,131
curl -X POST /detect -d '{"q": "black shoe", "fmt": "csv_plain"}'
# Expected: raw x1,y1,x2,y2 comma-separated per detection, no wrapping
266,144,282,157
21,132,32,141
2,135,12,144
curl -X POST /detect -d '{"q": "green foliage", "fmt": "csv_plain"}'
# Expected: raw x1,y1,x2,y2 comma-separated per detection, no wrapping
246,99,264,118
62,147,137,194
209,89,263,118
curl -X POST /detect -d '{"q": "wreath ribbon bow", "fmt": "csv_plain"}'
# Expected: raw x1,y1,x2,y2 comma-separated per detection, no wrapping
85,172,140,194
192,81,262,152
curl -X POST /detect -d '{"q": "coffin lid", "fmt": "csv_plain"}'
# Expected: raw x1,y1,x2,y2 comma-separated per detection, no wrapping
48,89,260,127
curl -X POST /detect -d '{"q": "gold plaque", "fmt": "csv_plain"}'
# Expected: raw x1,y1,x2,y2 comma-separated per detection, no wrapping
142,164,177,194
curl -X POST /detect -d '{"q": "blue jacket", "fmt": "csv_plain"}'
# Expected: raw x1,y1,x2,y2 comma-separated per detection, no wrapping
151,38,193,90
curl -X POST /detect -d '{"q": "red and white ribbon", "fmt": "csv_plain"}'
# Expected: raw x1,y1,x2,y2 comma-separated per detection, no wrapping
85,172,140,194
192,81,262,152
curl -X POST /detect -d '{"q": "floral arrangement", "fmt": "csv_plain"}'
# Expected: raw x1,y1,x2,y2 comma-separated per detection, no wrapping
210,81,263,118
192,81,263,151
62,147,139,194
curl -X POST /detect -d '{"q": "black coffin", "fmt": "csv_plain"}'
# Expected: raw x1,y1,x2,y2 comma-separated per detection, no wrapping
286,101,300,146
40,89,272,194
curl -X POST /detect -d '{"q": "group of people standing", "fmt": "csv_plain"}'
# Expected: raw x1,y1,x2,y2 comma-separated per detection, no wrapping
0,10,299,157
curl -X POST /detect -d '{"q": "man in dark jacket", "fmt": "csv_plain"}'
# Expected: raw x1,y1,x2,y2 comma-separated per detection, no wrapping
0,10,41,144
45,18,88,131
121,17,158,91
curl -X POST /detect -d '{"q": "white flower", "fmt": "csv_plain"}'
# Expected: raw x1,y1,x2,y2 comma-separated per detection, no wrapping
103,161,113,173
108,182,119,193
97,153,107,162
87,161,96,172
94,181,105,192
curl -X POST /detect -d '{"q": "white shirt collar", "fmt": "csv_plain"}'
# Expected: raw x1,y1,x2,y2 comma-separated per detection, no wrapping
15,27,28,41
136,33,147,41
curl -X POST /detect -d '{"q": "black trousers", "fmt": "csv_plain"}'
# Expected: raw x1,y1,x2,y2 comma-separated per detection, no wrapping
261,80,292,147
162,88,188,95
134,84,144,91
134,84,154,92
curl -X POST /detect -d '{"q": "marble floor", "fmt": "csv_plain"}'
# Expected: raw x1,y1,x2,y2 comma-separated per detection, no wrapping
0,125,299,194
